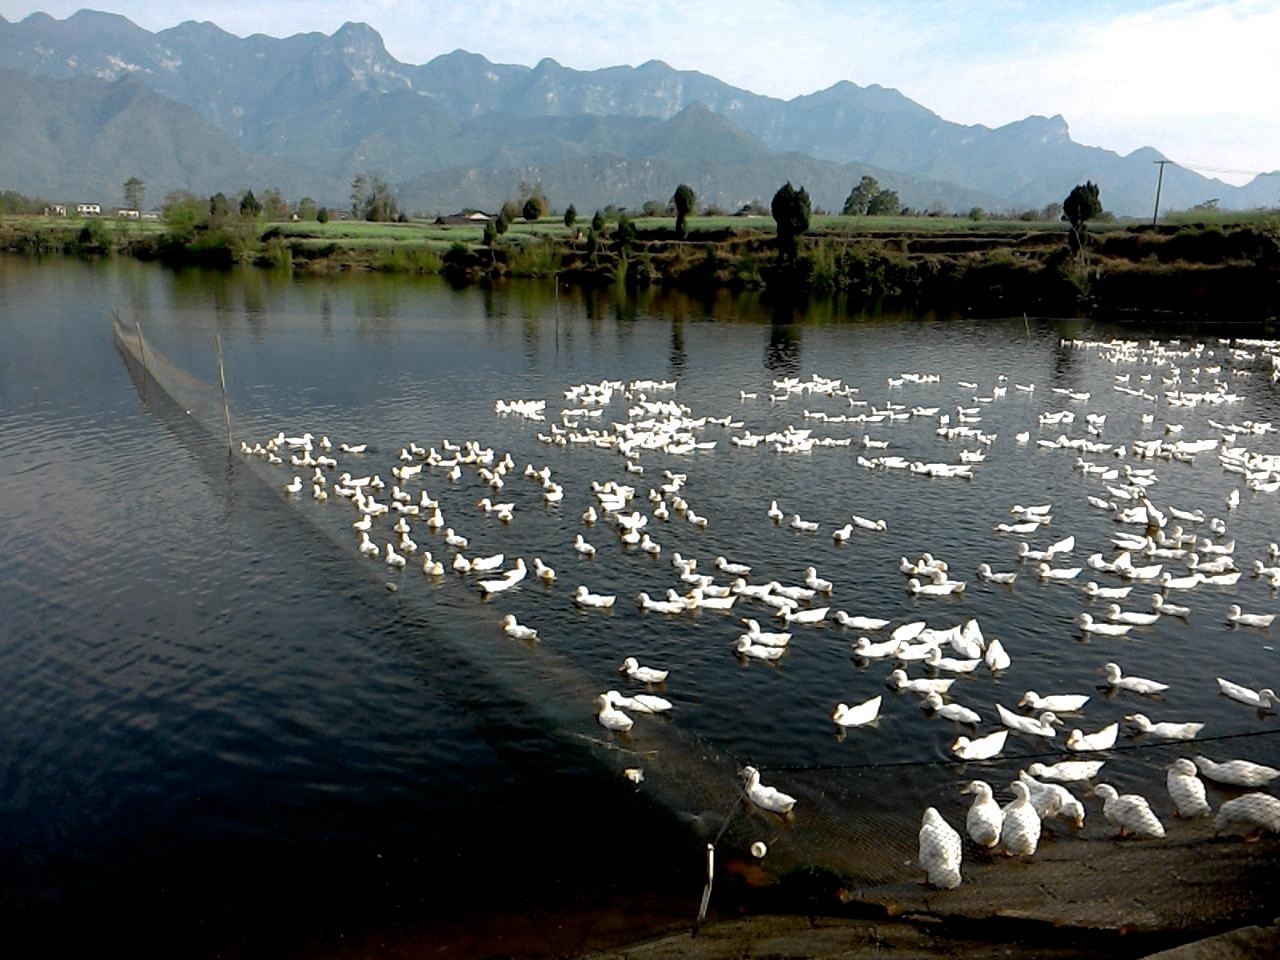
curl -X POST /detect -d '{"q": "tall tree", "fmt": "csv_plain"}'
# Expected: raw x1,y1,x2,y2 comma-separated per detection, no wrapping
522,196,545,222
239,189,262,220
297,196,317,221
867,189,900,216
842,175,879,216
563,204,577,229
123,176,144,211
1062,181,1102,255
261,188,289,221
350,174,369,218
771,182,811,259
1062,181,1102,233
672,183,695,238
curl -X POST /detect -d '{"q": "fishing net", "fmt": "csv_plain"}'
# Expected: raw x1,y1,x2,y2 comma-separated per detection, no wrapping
113,315,1280,945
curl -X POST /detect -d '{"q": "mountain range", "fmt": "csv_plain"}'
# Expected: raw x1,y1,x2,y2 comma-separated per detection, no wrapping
2,8,1277,217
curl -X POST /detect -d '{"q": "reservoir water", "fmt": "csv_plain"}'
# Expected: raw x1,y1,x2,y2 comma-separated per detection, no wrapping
2,256,1278,956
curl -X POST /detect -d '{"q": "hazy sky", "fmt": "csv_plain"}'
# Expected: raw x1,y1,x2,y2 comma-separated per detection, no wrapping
3,1,1277,184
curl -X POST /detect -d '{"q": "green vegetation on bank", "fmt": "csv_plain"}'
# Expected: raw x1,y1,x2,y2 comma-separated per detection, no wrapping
3,179,1278,323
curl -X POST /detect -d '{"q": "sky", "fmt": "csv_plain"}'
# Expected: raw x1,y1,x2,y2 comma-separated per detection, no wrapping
3,1,1277,185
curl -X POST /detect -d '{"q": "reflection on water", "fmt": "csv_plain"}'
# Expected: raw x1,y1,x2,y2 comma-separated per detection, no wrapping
3,256,1280,957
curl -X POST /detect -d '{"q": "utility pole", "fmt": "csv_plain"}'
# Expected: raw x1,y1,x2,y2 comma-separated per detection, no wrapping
1152,160,1172,224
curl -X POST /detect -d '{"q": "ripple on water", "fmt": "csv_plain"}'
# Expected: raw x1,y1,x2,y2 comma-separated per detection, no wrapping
4,261,1280,953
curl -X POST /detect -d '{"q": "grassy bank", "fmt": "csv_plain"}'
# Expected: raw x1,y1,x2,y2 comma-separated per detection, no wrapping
4,210,1278,322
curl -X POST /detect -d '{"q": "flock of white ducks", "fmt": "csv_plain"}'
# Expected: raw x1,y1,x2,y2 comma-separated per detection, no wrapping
245,336,1280,892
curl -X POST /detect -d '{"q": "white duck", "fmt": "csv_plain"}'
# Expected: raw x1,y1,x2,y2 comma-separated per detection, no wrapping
907,577,966,597
835,612,891,630
999,781,1042,856
832,695,882,728
573,535,597,558
1066,722,1119,752
1150,594,1190,618
384,543,407,567
766,500,784,523
961,780,1003,847
977,563,1017,585
1214,793,1280,838
1083,581,1132,600
741,618,791,647
1105,603,1160,626
596,693,634,733
776,605,830,626
996,703,1060,738
789,514,819,532
574,585,615,608
1124,713,1204,740
1095,783,1165,838
618,657,667,683
1215,677,1277,710
921,691,980,725
951,728,1008,761
804,566,834,593
925,648,981,673
1103,662,1168,695
1227,604,1275,628
887,669,954,696
532,557,556,582
1026,759,1105,782
1077,613,1131,637
1018,771,1086,828
740,765,796,815
1166,758,1212,818
984,638,1012,672
1037,563,1082,582
735,637,786,661
501,614,538,640
1194,755,1280,788
918,807,963,889
852,636,903,658
1019,690,1089,713
605,690,672,714
851,514,887,531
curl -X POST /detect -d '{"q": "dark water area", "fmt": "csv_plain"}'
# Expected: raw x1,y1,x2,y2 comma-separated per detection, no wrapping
2,257,1278,957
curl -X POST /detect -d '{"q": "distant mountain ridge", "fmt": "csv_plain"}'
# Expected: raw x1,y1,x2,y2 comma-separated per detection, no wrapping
1,9,1276,215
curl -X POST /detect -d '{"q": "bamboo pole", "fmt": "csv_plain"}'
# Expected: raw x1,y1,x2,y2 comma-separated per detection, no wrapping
215,334,232,452
134,320,149,399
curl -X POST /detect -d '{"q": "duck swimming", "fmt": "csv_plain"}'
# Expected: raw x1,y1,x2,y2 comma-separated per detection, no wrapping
921,691,980,725
1065,722,1119,752
1018,690,1089,713
832,695,882,728
619,656,667,684
1215,677,1277,710
501,614,538,640
1124,712,1204,740
1227,604,1276,629
951,728,1008,761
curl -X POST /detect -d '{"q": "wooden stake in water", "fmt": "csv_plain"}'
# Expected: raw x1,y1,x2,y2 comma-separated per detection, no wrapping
215,334,232,452
134,320,149,399
693,842,714,935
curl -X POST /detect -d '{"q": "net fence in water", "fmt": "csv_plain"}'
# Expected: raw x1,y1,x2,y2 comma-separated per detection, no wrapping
112,315,1280,939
